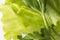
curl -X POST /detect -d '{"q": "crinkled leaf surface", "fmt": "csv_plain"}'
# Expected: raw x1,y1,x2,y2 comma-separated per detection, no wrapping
0,1,44,40
0,0,60,40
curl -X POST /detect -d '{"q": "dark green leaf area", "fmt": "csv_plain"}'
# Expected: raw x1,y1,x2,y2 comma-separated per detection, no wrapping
47,0,60,15
17,35,33,40
17,28,52,40
23,0,40,11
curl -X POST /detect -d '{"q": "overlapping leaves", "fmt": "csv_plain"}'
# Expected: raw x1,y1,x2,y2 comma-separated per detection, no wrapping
2,0,60,40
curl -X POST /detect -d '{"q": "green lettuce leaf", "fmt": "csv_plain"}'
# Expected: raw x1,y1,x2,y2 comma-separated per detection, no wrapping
0,0,60,40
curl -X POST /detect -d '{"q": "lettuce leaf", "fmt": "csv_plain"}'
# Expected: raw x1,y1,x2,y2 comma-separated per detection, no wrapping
0,0,60,40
